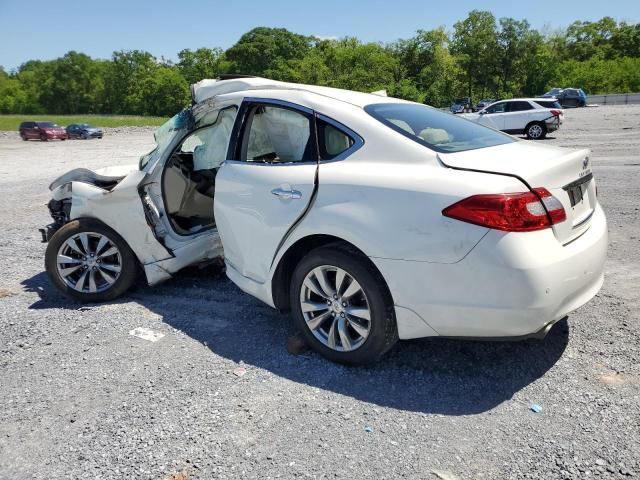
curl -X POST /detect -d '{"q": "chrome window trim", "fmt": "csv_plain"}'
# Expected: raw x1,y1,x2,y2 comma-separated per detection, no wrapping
242,97,315,115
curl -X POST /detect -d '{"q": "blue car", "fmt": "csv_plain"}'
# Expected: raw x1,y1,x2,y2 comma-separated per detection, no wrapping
541,88,587,108
65,123,104,139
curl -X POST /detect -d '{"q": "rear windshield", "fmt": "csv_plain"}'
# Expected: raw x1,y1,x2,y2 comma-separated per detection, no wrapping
365,103,514,153
36,122,58,128
534,100,562,109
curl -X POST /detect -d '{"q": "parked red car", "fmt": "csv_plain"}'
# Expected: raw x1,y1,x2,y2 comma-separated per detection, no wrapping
19,121,67,141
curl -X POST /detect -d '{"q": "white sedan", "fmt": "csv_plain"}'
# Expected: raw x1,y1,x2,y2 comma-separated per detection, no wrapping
42,77,607,364
463,98,564,139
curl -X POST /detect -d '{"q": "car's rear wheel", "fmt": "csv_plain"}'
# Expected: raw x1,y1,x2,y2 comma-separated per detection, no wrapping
45,219,138,302
290,244,398,365
526,122,546,140
40,134,47,141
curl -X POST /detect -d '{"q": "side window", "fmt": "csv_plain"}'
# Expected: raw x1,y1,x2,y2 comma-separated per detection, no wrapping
317,119,354,160
180,107,237,171
240,105,314,163
485,102,507,114
509,101,533,112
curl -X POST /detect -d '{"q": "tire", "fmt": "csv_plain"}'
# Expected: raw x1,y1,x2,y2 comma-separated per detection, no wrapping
45,219,138,302
289,244,398,365
40,134,48,142
21,134,27,141
525,122,546,140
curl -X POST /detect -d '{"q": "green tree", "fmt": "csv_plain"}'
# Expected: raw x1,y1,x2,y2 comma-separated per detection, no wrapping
611,22,640,58
102,50,158,114
177,47,228,84
38,51,105,113
225,27,313,75
451,10,500,98
565,17,618,60
141,66,189,116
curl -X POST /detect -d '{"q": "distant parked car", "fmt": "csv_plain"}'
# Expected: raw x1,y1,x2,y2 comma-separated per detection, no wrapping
476,98,496,110
19,121,67,141
540,88,587,108
66,123,104,140
450,97,474,114
463,98,564,139
542,87,563,98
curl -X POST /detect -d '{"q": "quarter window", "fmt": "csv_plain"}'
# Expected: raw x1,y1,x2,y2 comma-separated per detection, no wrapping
318,119,354,160
240,105,315,163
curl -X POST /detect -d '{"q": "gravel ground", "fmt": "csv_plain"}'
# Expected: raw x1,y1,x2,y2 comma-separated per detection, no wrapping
0,106,638,480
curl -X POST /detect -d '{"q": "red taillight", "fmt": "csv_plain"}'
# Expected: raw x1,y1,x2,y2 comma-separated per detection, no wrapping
550,109,562,117
532,187,566,224
443,188,566,232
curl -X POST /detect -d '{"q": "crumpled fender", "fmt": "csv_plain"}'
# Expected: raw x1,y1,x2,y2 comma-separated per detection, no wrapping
67,170,172,265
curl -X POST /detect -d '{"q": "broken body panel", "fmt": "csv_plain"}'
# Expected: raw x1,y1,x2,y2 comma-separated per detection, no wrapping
45,110,226,286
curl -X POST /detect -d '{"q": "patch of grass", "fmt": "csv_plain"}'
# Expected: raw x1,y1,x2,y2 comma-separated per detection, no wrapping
0,114,168,131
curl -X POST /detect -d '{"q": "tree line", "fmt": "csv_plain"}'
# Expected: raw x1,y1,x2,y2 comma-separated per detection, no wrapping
1,11,638,116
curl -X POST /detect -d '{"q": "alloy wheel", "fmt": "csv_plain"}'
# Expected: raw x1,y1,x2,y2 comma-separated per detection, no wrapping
299,265,372,352
56,232,122,293
528,124,543,139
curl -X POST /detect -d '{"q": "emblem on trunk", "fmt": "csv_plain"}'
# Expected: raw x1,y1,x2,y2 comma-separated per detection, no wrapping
582,157,589,169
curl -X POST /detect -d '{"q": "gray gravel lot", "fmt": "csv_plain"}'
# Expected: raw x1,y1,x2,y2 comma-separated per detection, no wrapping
0,106,639,480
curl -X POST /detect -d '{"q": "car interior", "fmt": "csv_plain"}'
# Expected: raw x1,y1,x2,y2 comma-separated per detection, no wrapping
161,108,236,235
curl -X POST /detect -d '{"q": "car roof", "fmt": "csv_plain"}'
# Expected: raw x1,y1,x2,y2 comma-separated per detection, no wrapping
496,98,556,103
191,77,402,108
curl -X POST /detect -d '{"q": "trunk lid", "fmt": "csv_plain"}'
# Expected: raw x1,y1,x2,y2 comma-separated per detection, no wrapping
439,141,597,244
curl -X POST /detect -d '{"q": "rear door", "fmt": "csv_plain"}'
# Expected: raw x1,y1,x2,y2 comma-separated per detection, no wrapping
214,99,318,283
503,100,535,132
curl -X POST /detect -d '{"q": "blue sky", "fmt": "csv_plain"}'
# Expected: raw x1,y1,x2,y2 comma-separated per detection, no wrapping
1,0,638,71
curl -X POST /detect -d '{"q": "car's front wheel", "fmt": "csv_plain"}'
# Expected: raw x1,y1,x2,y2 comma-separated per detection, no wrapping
525,122,546,140
290,244,398,365
45,219,138,302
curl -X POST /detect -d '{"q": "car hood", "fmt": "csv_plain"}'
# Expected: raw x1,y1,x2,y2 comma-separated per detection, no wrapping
94,164,137,177
49,164,138,191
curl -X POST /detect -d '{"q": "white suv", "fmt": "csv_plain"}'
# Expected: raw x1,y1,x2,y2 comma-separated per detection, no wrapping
464,98,564,139
42,78,606,365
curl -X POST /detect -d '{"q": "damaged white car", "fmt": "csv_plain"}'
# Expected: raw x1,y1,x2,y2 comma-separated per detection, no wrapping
42,76,607,364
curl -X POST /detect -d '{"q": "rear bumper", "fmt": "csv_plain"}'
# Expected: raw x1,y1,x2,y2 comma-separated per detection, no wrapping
546,118,561,132
373,204,607,339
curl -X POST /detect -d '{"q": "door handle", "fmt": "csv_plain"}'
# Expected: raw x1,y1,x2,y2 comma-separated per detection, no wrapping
271,187,302,200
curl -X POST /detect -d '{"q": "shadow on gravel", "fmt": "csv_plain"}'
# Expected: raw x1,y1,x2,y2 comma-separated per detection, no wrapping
23,269,569,415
